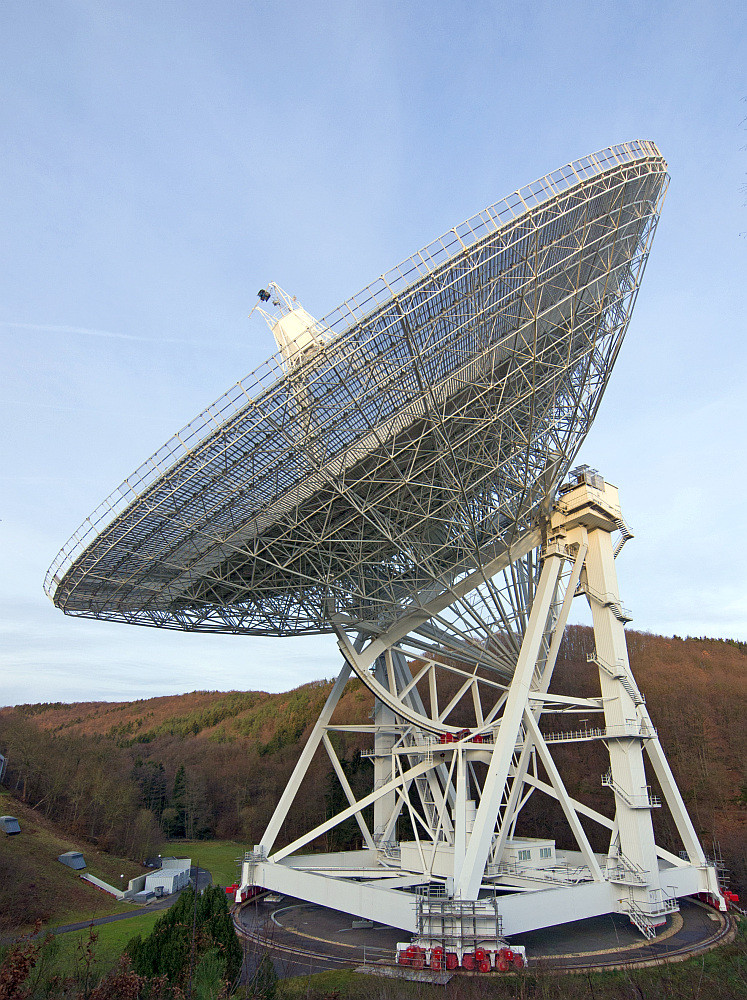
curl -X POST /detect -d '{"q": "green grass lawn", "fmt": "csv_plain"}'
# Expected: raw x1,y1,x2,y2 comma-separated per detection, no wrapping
4,911,163,995
157,839,246,887
43,912,162,974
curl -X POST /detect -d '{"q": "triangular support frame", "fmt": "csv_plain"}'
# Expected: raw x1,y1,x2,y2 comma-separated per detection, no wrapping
241,472,723,941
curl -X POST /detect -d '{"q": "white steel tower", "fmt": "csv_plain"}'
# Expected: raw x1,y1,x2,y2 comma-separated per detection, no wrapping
240,468,721,942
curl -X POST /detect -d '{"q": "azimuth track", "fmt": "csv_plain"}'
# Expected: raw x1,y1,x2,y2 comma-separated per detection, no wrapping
233,897,733,978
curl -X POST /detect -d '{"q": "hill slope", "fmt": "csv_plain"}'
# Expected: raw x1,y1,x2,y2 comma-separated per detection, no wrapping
0,789,144,933
1,628,745,901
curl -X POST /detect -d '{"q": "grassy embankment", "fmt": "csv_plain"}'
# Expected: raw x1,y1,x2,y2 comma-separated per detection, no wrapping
0,790,143,934
2,833,246,979
27,911,162,981
0,800,244,940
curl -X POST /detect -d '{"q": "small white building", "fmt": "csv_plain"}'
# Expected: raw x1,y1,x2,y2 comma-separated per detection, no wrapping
503,837,557,868
144,858,191,896
400,836,558,878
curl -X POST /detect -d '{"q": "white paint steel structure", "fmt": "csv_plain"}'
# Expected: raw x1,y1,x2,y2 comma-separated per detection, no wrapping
240,472,722,942
47,140,664,636
44,140,722,943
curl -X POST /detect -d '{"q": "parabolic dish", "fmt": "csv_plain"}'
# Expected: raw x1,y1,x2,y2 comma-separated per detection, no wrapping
46,141,668,636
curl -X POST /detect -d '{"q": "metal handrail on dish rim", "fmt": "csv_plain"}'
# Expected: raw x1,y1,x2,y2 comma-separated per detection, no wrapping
44,140,664,601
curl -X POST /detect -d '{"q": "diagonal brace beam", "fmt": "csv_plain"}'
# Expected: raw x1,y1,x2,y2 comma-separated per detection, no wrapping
322,733,376,850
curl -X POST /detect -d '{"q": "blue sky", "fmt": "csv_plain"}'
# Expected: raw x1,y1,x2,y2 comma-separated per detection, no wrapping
2,1,745,706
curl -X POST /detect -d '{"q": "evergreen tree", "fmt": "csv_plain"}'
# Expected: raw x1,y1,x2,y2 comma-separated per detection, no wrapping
193,947,227,1000
132,758,168,818
127,885,241,987
170,764,187,838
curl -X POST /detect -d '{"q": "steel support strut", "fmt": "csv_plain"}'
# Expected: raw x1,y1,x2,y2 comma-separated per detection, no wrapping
455,548,564,899
243,471,724,939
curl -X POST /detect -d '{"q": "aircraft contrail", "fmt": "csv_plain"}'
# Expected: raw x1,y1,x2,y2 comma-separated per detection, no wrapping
0,321,195,345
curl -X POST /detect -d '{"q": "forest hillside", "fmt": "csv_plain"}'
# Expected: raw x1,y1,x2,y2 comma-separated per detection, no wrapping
1,627,744,925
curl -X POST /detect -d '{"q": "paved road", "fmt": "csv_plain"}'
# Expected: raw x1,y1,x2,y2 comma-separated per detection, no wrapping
2,867,213,944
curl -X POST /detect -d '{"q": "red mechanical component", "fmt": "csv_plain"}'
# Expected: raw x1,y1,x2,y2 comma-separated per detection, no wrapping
513,953,525,969
475,947,486,961
497,958,509,972
430,953,442,970
462,953,475,970
445,953,459,970
478,959,491,973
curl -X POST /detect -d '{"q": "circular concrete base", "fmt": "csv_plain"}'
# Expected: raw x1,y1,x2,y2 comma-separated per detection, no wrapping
235,896,730,977
509,899,729,970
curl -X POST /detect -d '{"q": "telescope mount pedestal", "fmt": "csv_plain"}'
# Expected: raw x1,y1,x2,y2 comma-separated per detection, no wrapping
240,472,723,947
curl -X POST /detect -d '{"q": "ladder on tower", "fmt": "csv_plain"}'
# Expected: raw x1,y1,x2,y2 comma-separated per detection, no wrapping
613,516,634,558
581,585,633,623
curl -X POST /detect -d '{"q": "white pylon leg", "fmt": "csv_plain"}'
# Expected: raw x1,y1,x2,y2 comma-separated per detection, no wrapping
373,654,397,841
453,748,467,887
490,541,588,864
242,471,724,941
553,472,724,925
260,654,354,855
583,526,662,902
455,548,564,899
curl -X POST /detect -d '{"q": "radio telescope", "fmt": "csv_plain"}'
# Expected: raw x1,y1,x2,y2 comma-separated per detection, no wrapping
46,141,723,952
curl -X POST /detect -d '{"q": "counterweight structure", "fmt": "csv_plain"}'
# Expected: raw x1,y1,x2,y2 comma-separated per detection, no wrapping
45,141,722,945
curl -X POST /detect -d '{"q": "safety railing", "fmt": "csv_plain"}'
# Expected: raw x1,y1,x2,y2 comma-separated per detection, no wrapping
602,772,661,809
45,141,665,604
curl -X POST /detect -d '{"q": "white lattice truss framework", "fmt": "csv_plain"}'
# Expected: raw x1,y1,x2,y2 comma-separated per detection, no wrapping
49,142,665,639
240,476,722,941
45,141,721,941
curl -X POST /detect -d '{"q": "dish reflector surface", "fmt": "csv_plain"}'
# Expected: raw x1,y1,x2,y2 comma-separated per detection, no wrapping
46,141,668,635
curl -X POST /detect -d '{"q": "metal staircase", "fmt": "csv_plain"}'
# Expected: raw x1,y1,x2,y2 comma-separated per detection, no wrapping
613,516,634,558
588,653,645,706
618,891,678,939
582,584,633,623
602,771,661,809
624,900,658,940
605,854,649,886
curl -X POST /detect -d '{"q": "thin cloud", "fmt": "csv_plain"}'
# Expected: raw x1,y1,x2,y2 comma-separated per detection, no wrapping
0,321,196,345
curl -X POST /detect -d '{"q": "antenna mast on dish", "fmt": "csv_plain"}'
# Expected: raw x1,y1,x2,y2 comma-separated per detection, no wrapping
254,281,330,370
46,141,724,956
